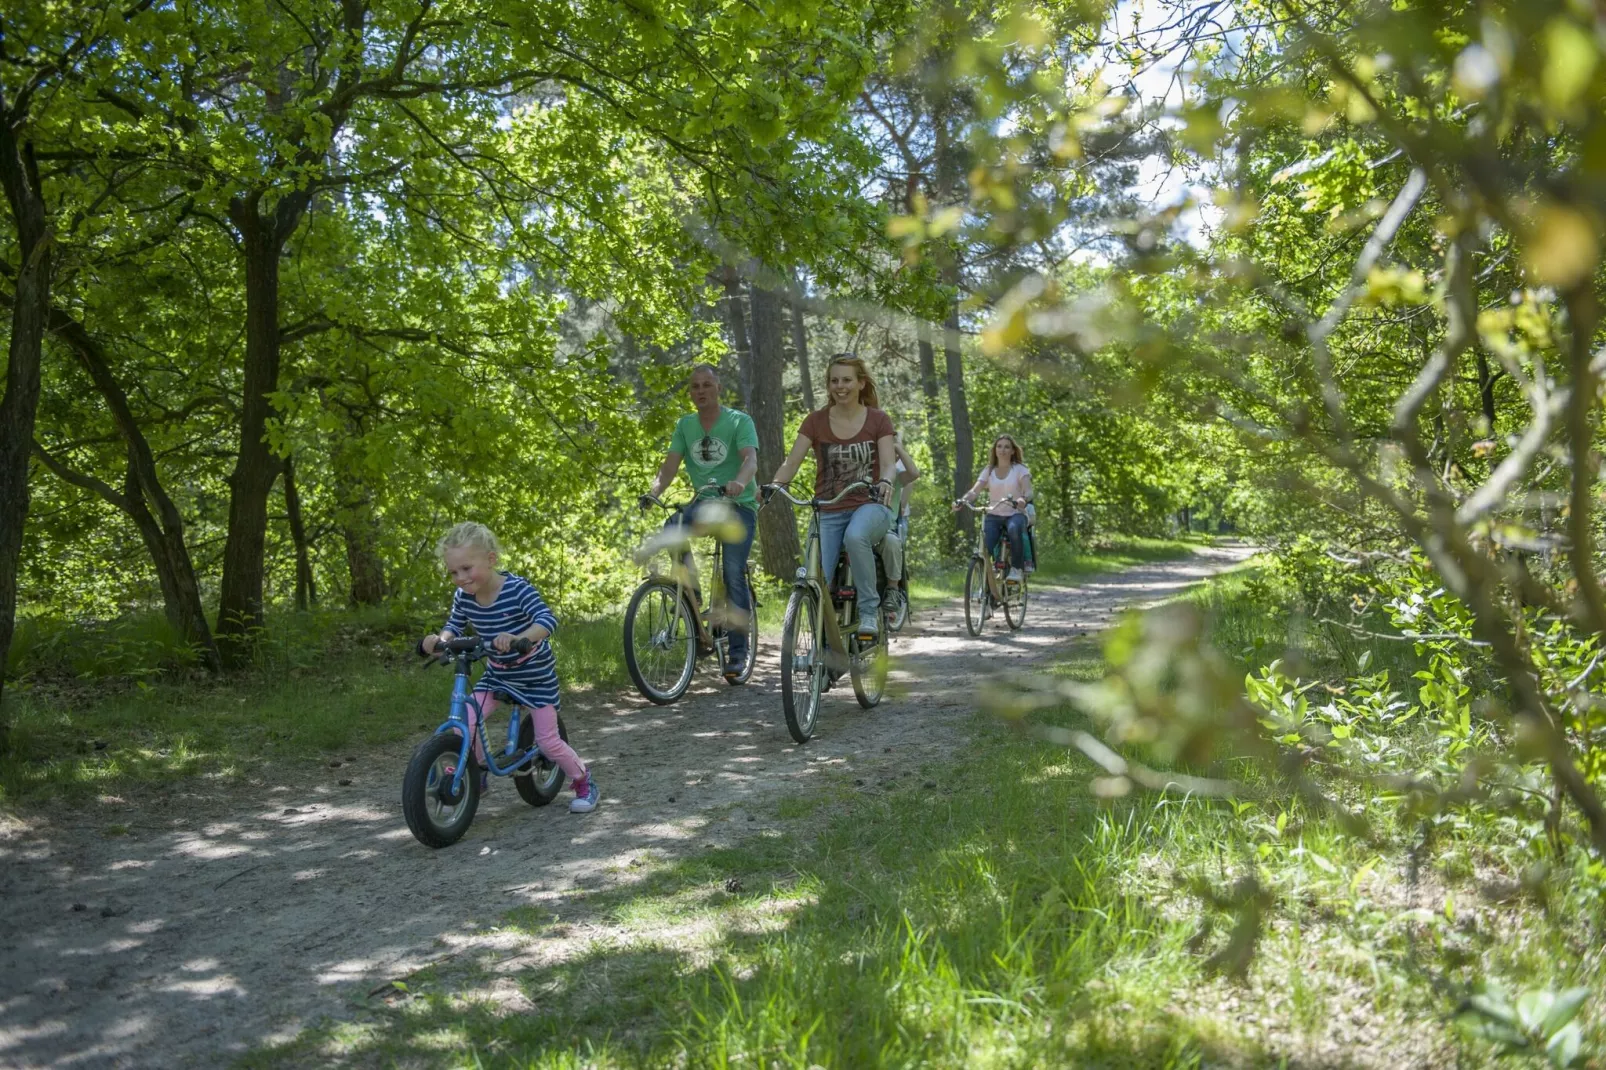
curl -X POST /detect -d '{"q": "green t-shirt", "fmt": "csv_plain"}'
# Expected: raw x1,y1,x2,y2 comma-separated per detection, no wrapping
670,407,759,507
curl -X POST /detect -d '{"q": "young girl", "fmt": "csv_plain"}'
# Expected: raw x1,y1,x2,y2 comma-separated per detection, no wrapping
420,522,599,813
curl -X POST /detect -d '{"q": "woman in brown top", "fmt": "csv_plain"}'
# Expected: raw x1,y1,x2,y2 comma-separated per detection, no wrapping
768,355,898,637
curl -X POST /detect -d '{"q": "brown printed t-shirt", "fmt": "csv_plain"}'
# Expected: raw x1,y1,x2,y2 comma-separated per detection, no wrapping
799,406,896,511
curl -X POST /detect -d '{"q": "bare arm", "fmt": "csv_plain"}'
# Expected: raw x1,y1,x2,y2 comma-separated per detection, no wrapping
1019,469,1035,503
648,451,683,499
875,433,897,502
770,432,814,486
894,442,920,484
727,446,758,498
961,467,990,502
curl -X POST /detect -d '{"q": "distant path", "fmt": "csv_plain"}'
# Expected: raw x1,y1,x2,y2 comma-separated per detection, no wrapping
0,544,1255,1069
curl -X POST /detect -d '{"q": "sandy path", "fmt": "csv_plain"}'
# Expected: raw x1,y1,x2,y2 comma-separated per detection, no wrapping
0,545,1253,1069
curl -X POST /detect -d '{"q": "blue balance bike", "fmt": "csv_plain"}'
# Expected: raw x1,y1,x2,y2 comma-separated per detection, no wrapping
403,636,568,848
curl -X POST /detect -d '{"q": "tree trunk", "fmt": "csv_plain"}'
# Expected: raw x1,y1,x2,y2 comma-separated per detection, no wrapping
342,491,388,606
0,114,53,741
215,206,289,666
50,312,222,670
34,444,219,671
747,282,804,579
943,303,975,547
917,333,955,550
723,266,754,411
789,274,816,412
284,454,316,611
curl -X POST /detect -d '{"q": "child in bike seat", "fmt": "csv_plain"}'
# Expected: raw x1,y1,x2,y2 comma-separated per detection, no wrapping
420,522,599,814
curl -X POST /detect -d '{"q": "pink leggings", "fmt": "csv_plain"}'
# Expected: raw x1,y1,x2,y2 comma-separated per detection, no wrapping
466,693,587,781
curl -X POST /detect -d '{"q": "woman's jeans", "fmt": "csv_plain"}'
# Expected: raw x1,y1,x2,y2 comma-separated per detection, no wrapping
984,512,1029,570
816,503,892,628
665,502,757,657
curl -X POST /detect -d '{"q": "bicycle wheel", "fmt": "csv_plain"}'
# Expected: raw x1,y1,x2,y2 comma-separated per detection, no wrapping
402,732,480,848
728,575,759,685
1005,576,1028,630
624,579,696,704
851,607,889,708
780,587,824,743
964,557,989,637
514,712,569,806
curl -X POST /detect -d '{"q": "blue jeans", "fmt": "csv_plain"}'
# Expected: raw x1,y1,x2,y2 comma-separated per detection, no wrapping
816,503,893,627
984,513,1028,569
665,502,756,656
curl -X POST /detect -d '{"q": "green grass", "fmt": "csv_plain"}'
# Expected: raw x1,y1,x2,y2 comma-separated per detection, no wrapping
243,557,1605,1069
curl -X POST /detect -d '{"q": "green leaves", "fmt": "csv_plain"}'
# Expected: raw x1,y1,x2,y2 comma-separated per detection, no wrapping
1458,982,1591,1067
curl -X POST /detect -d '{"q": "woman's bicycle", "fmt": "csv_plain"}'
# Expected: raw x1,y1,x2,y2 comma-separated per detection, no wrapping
956,498,1029,636
762,481,890,743
624,484,759,704
402,636,569,848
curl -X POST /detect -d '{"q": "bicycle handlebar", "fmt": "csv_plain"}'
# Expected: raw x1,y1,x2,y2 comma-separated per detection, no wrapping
416,635,535,661
640,480,727,513
955,496,1026,513
762,480,872,509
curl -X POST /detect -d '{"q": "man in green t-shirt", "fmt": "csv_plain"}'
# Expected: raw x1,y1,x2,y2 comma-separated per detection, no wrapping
643,364,760,679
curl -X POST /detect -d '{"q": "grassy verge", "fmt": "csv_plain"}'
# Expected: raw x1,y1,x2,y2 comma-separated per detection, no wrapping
246,559,1604,1069
909,533,1209,607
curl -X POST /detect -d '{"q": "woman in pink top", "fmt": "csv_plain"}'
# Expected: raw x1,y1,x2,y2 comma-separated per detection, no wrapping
956,435,1035,581
768,355,897,637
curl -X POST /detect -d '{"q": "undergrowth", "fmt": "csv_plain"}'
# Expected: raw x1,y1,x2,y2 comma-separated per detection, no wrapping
248,554,1602,1069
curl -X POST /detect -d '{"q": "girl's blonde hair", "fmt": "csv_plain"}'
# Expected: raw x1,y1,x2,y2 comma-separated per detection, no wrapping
438,521,501,561
825,354,880,409
990,435,1024,472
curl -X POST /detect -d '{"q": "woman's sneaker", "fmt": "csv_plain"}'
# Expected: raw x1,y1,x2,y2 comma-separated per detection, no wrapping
570,773,600,813
1006,568,1023,583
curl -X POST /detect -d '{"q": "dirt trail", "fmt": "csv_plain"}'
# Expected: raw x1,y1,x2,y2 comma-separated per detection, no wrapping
0,545,1253,1069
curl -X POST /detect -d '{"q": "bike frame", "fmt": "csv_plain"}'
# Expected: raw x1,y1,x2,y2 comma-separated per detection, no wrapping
769,480,877,669
959,499,1011,603
434,649,541,797
640,483,756,651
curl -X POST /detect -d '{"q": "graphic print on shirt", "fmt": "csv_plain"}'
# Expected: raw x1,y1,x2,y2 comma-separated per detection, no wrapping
693,434,729,466
824,439,875,498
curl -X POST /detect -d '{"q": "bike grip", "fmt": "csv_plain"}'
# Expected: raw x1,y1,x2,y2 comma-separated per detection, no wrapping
415,638,430,657
510,637,534,655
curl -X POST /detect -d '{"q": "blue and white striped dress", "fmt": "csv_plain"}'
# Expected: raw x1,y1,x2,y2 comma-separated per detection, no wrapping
442,573,562,709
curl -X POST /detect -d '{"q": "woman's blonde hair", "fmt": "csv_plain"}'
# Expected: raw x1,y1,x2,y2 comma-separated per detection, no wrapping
990,435,1024,472
825,354,880,409
438,521,501,561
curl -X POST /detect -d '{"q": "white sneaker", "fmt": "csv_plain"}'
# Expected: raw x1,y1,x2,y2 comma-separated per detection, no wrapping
1007,568,1023,582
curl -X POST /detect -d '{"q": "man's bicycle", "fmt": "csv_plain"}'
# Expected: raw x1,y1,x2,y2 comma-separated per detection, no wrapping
956,498,1029,636
402,637,569,848
624,484,759,703
762,481,890,744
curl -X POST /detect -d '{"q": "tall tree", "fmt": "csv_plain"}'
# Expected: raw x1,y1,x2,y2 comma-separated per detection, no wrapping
747,281,804,577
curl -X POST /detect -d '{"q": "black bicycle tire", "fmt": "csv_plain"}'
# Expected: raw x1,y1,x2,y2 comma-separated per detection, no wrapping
964,557,988,637
1006,577,1028,630
730,568,760,685
851,604,888,708
402,732,480,849
780,587,822,744
623,579,696,704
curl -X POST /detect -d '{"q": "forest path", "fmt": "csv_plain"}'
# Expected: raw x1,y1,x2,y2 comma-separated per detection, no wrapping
0,544,1254,1069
